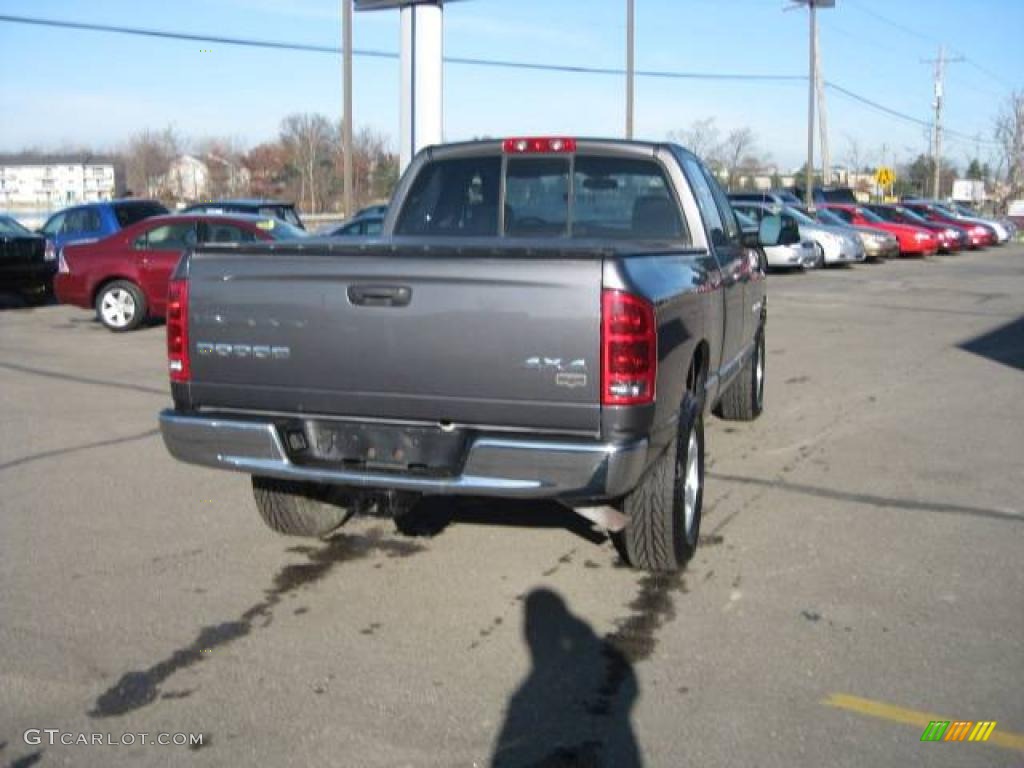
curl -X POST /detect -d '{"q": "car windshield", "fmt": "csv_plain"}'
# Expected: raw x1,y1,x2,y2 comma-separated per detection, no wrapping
254,218,307,240
734,210,757,229
893,207,931,225
867,206,900,222
855,207,886,224
813,209,849,227
783,206,819,226
258,206,303,228
0,216,32,235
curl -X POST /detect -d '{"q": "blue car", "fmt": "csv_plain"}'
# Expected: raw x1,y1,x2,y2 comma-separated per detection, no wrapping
39,199,168,250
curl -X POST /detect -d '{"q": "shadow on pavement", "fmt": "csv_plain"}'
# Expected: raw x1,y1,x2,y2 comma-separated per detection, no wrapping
396,497,607,545
957,314,1024,372
710,472,1022,523
490,589,641,768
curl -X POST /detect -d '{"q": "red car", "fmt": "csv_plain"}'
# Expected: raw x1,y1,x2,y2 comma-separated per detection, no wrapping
899,202,995,248
819,203,938,257
55,214,306,331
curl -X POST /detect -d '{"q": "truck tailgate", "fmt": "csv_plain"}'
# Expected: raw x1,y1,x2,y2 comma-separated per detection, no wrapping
186,248,603,435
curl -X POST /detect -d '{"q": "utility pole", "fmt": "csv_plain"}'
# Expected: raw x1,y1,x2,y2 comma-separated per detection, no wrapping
814,24,830,187
342,0,354,217
626,0,634,139
790,1,834,208
923,45,963,199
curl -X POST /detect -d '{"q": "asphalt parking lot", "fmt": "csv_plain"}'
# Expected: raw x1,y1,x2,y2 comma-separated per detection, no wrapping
1,247,1023,768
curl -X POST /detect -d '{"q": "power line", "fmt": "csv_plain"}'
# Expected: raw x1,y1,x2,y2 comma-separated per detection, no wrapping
0,12,999,147
844,0,1017,92
0,13,802,81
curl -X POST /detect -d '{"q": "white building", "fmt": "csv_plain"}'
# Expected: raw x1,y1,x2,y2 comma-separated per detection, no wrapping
0,162,115,208
164,154,209,201
162,154,250,202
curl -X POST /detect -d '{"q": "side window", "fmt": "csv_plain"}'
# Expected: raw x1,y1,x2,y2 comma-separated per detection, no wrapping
701,167,741,243
134,223,197,250
204,223,256,244
395,156,501,237
682,157,729,249
505,157,569,237
82,208,102,233
831,208,854,223
63,209,86,234
364,219,383,236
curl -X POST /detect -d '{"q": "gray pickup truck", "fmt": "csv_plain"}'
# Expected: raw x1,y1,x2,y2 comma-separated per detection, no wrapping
159,137,794,571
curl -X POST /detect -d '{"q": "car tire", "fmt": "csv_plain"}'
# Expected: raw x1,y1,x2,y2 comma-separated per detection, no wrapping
252,476,354,538
717,327,765,421
612,393,704,572
95,280,146,332
813,242,826,268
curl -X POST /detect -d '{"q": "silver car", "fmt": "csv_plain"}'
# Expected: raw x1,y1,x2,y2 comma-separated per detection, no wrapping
733,202,865,267
735,209,815,269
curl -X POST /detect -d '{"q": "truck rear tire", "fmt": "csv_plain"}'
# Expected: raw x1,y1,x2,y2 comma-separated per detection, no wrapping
613,394,703,572
717,328,765,421
251,477,353,538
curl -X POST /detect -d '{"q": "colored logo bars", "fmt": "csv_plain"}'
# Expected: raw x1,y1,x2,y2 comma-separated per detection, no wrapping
921,721,998,743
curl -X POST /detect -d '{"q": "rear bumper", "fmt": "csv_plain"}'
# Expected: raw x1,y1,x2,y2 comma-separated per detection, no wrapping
159,410,650,501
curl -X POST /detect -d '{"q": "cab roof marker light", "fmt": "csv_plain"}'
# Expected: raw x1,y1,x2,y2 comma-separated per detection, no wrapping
502,137,577,154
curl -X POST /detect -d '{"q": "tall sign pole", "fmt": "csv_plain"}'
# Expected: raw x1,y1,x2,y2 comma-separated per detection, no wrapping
805,0,816,207
342,0,354,217
790,1,833,207
626,0,634,139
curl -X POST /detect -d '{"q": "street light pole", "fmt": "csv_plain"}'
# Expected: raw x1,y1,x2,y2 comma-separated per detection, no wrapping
342,0,354,217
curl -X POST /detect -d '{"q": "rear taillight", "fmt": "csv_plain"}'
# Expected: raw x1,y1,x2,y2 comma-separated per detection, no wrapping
502,137,576,154
601,289,656,406
56,247,69,274
166,279,190,383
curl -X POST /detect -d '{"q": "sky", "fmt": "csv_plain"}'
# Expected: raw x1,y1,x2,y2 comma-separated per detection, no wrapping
0,0,1021,172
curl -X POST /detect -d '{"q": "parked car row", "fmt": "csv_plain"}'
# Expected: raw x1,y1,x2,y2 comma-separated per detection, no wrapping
0,196,307,324
727,191,1011,272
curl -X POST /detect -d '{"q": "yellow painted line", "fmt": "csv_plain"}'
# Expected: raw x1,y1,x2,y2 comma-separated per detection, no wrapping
823,693,1024,753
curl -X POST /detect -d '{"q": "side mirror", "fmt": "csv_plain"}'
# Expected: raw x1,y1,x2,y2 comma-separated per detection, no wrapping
757,214,784,246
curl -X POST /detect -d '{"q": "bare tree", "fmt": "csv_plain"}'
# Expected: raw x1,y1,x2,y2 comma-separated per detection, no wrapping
721,127,757,191
669,117,722,168
123,126,181,198
995,90,1024,201
195,136,248,198
279,113,337,213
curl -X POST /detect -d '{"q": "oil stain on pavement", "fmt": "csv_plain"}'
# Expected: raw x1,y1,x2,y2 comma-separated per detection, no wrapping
88,529,423,718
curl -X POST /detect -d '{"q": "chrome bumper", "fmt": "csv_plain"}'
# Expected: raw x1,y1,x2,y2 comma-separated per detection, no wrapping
159,410,649,501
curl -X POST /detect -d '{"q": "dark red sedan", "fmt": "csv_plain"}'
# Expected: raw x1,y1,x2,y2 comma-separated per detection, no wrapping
55,214,305,331
819,203,938,256
899,202,995,248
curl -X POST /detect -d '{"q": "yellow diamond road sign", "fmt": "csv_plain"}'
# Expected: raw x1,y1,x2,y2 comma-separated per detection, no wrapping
875,166,895,187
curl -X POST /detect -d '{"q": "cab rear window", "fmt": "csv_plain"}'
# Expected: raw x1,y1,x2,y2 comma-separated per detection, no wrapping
395,153,689,242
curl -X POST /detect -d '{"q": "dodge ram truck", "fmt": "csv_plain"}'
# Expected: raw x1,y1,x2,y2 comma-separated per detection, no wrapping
159,137,794,572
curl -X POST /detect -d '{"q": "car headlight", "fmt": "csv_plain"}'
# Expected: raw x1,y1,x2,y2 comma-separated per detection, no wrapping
914,232,930,241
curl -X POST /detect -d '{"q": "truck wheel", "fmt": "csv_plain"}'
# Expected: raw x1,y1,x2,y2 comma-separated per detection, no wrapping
96,280,146,332
717,328,765,421
252,477,353,538
613,394,703,572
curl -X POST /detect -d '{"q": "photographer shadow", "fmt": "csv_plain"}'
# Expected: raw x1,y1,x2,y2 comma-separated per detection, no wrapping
490,589,641,768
